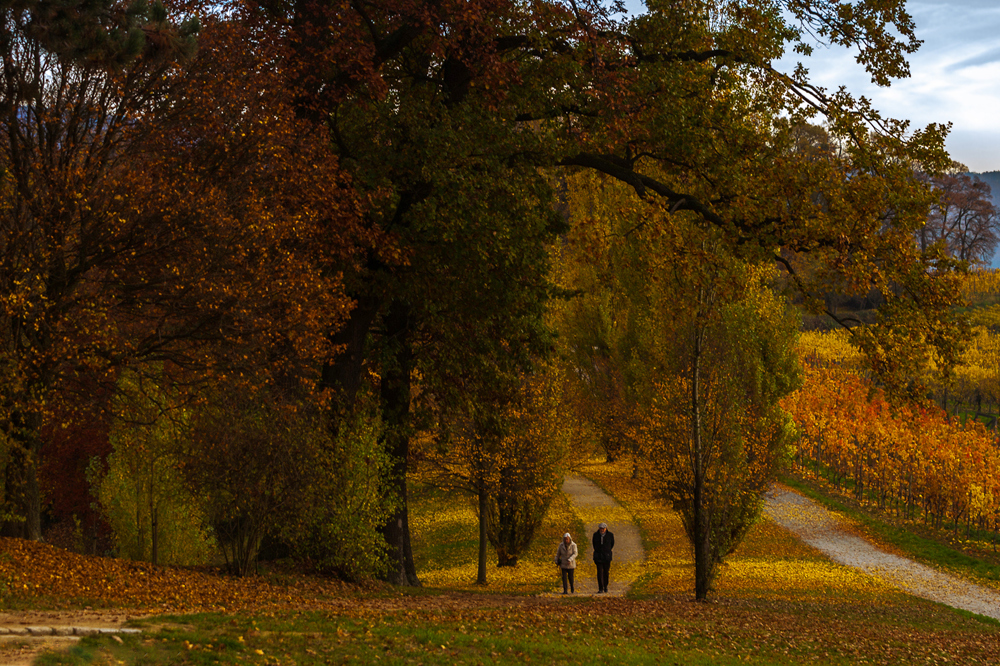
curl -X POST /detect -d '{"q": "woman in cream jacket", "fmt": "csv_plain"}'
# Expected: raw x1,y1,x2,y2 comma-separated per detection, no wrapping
554,533,578,594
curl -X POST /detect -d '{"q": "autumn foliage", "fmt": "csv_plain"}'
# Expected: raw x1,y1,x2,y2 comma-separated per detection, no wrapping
0,537,354,612
784,348,1000,542
0,0,984,596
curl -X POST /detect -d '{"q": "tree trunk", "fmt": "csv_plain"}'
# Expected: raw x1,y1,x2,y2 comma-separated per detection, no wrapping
322,295,381,405
691,318,711,601
1,409,43,540
379,299,420,586
477,476,488,585
151,505,159,565
321,293,421,585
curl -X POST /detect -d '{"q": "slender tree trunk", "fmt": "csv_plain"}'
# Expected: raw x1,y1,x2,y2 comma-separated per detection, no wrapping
477,475,488,585
379,299,420,586
152,505,159,566
691,317,711,601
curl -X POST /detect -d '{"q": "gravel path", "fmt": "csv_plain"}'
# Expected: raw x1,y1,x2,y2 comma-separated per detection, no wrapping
765,484,1000,621
560,474,645,597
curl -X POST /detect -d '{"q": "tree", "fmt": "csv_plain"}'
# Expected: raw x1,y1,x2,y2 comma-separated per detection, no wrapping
182,388,312,576
920,165,1000,266
282,396,394,581
420,360,577,581
0,5,359,539
558,170,800,600
207,0,963,587
483,369,574,567
0,0,198,538
90,368,213,566
639,261,800,600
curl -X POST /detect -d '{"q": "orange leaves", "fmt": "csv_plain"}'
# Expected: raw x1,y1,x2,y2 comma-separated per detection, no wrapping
784,361,1000,537
0,537,352,613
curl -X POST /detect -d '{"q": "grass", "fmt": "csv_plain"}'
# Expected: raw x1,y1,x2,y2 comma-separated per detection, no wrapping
36,608,763,665
409,480,582,594
32,593,1000,665
15,458,1000,665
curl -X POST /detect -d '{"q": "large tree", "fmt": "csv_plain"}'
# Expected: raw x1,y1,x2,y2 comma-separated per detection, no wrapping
0,0,199,537
225,0,962,585
0,3,359,538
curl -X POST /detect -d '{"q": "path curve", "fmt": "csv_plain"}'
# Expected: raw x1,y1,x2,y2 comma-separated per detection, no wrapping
560,474,645,597
765,485,1000,621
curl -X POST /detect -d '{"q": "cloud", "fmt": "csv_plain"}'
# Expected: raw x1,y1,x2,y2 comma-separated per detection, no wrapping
775,1,1000,170
948,46,1000,71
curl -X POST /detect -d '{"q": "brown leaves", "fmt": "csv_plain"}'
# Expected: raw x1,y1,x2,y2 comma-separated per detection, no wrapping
0,538,354,613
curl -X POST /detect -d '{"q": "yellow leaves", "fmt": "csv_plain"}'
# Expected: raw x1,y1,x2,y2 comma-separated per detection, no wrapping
961,268,1000,303
798,330,864,368
722,556,895,599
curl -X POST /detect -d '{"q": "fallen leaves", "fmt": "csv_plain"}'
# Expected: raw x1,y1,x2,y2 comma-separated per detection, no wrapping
0,538,355,613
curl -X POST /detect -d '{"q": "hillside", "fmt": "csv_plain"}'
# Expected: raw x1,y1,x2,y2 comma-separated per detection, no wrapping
973,170,1000,201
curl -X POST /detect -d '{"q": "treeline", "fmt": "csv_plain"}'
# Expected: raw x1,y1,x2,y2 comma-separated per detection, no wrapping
0,0,975,595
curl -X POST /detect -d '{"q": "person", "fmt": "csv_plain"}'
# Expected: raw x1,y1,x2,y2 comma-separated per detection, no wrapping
554,532,578,594
592,522,615,593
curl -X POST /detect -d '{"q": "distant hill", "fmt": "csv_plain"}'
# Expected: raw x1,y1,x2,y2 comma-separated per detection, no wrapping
972,171,1000,202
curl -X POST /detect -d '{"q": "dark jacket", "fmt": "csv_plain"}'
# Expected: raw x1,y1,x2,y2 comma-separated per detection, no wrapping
592,528,615,563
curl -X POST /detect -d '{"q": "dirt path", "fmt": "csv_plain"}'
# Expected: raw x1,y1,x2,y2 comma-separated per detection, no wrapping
560,474,645,597
0,610,146,666
765,484,1000,621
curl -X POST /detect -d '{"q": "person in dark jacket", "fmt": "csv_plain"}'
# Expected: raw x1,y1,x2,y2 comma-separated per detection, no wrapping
592,522,615,593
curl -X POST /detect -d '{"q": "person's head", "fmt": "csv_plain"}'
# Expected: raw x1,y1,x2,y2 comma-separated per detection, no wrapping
563,532,571,544
598,522,607,533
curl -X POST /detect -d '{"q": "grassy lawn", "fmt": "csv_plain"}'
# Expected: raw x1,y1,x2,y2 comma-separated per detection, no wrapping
34,594,1000,665
15,458,1000,665
408,480,584,595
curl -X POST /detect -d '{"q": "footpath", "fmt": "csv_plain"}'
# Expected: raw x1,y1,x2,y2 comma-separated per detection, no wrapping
765,484,1000,621
0,611,144,666
560,474,645,596
561,472,1000,621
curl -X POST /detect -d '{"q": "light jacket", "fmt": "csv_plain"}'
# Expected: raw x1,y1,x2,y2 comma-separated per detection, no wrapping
555,540,578,569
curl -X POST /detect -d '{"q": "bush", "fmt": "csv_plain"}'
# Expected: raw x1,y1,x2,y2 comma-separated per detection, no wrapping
183,387,393,579
90,370,215,565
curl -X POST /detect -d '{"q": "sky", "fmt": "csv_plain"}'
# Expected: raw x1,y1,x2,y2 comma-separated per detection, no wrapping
622,0,1000,173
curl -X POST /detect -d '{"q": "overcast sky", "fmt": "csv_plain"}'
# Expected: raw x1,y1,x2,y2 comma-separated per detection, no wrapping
623,1,1000,173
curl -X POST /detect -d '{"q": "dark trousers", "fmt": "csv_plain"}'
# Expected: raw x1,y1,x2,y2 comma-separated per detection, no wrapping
561,568,575,592
595,561,611,591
